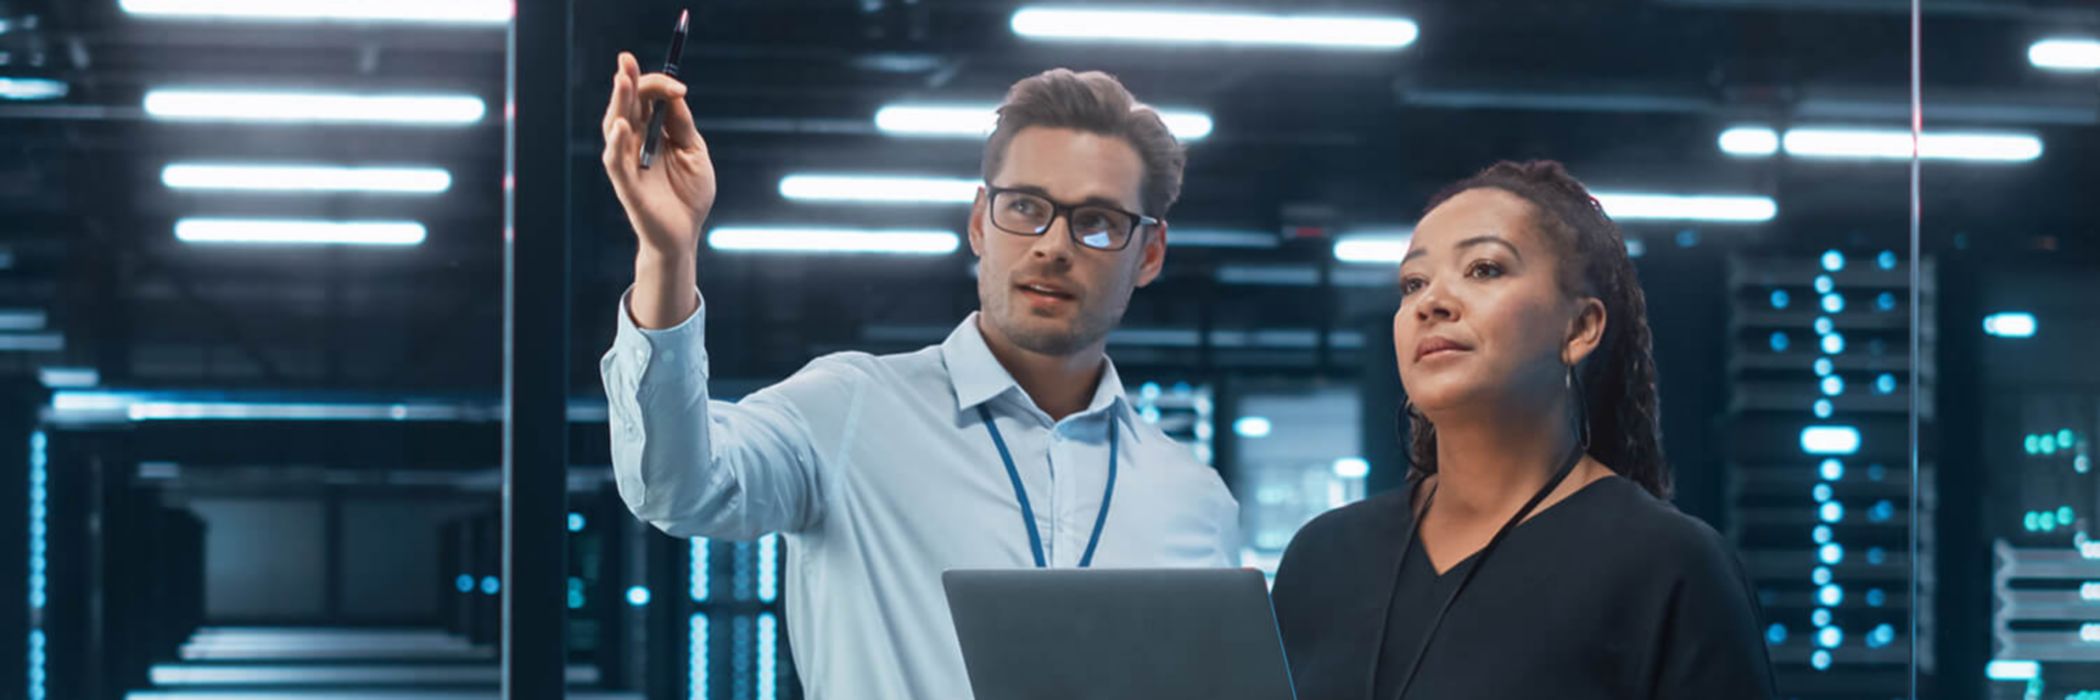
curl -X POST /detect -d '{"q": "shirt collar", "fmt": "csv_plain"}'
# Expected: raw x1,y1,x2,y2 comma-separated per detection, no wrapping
942,312,1138,439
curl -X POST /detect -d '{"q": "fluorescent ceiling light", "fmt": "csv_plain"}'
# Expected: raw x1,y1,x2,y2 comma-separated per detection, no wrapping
1168,229,1277,248
2030,38,2100,72
0,309,46,331
1722,125,2042,162
144,89,486,125
120,0,510,24
163,163,451,194
0,77,68,101
1332,234,1413,264
175,218,426,246
1717,127,1780,156
1591,192,1776,223
1011,7,1417,50
777,174,978,204
38,367,99,389
874,103,1212,141
707,226,960,255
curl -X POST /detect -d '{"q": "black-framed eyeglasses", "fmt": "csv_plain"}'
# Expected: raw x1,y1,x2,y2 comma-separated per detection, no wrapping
983,184,1159,252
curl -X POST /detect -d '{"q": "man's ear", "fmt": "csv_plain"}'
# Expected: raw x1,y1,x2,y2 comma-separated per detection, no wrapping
1135,221,1167,288
967,187,988,258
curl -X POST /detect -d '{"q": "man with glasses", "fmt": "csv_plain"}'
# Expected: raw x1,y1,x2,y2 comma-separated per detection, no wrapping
598,53,1238,699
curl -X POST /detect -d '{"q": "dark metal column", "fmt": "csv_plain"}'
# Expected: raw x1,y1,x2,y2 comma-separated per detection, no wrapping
504,0,573,697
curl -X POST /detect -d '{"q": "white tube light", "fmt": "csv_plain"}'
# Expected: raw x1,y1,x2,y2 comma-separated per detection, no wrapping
1722,125,2042,163
0,77,69,101
777,174,978,204
1592,192,1777,223
163,163,452,194
874,103,1212,141
2030,38,2100,72
707,226,960,255
1011,7,1417,50
120,0,510,24
174,218,426,246
1333,234,1413,264
144,89,486,125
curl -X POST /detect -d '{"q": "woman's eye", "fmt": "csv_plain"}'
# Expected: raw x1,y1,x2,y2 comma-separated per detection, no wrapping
1400,278,1426,296
1468,261,1504,279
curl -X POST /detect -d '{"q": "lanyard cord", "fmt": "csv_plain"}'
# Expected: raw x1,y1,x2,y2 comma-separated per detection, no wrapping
1388,442,1586,700
978,404,1119,568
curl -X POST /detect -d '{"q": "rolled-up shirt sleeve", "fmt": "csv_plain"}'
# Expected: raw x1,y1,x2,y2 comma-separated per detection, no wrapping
600,286,856,541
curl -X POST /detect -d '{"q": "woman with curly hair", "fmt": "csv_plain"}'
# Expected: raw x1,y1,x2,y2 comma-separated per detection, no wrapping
1271,161,1775,699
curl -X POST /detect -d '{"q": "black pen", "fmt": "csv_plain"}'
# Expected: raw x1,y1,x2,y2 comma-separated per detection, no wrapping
639,9,689,170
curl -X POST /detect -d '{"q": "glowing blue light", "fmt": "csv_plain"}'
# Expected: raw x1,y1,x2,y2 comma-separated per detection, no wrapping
758,534,780,604
1812,607,1832,626
481,576,500,595
1821,376,1845,396
1676,230,1699,248
1813,526,1833,545
1769,332,1790,352
758,612,779,700
1813,358,1834,376
1814,399,1834,419
1770,290,1791,309
1819,543,1845,564
1817,623,1844,646
1822,293,1845,313
1333,457,1370,479
2044,435,2061,453
690,614,711,699
1871,500,1895,522
1820,502,1844,523
1874,374,1896,394
1802,425,1861,455
568,577,585,609
626,586,651,607
2026,434,2042,455
455,574,474,593
1140,382,1161,399
1811,649,1832,671
1812,565,1833,585
1813,484,1833,502
1766,623,1788,644
1866,588,1886,607
1821,333,1846,354
2062,428,2077,447
567,512,585,532
1814,317,1835,335
1814,275,1835,294
1986,660,2038,681
2083,623,2100,642
1234,416,1273,438
1821,250,1846,272
1983,311,2037,338
1867,547,1885,565
1877,250,1897,270
1870,623,1896,647
2063,506,2077,523
1877,292,1897,311
1820,459,1844,481
690,538,711,602
2026,511,2042,531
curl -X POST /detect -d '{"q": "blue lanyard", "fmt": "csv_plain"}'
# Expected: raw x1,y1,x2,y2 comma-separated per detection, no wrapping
977,404,1119,568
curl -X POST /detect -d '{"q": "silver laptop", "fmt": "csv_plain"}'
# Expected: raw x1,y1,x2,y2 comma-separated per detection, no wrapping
943,567,1297,700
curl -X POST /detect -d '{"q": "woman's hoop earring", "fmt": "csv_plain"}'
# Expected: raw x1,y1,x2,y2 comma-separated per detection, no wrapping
1567,365,1592,453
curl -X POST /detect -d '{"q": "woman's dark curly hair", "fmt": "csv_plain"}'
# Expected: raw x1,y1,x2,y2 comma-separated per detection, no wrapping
1404,160,1671,499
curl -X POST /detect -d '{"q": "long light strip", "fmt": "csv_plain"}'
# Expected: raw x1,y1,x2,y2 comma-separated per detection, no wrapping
757,534,779,603
164,163,452,194
120,0,510,24
1332,234,1413,264
2030,38,2100,72
707,226,959,255
778,174,977,204
144,89,486,125
875,103,1213,141
1719,126,2043,162
1010,7,1417,50
1592,192,1777,223
28,431,46,700
175,218,426,246
757,612,779,700
0,78,68,101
